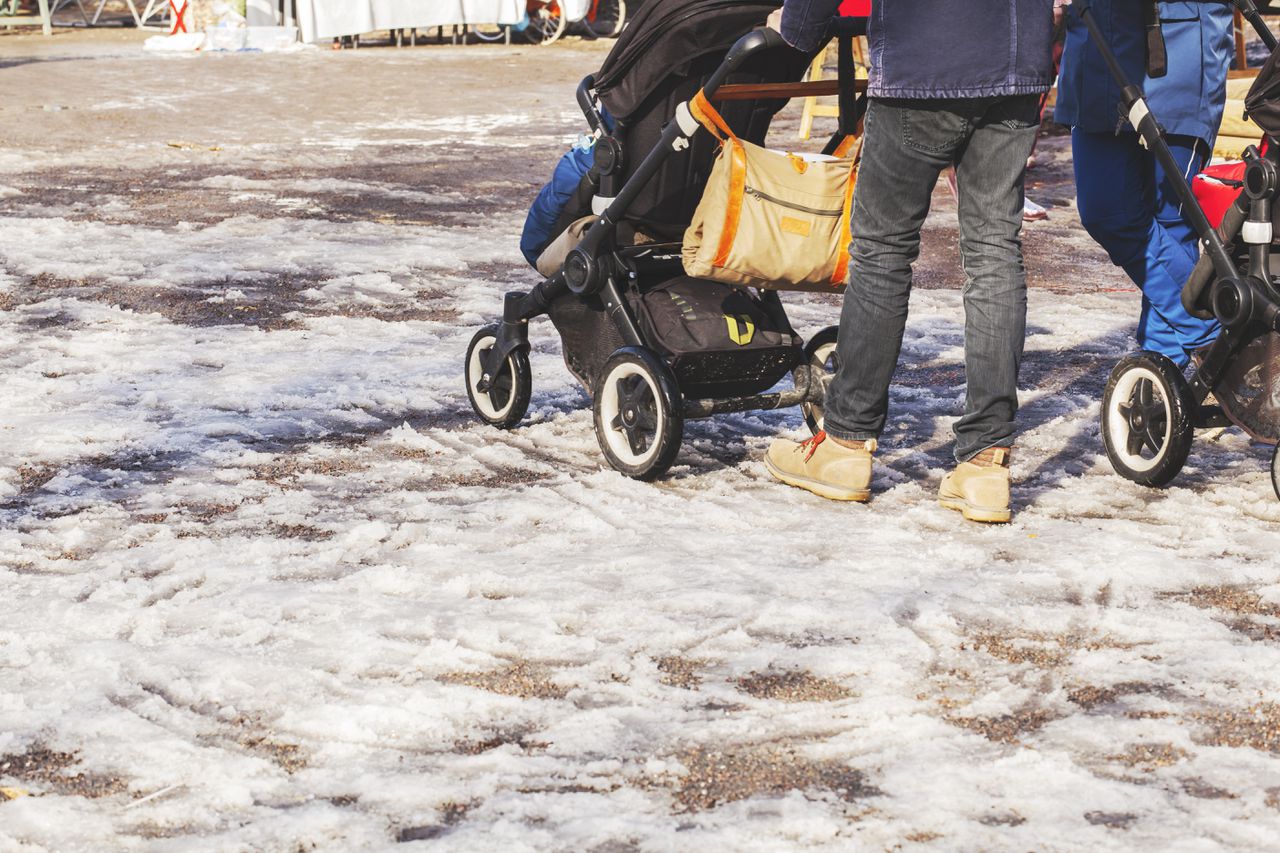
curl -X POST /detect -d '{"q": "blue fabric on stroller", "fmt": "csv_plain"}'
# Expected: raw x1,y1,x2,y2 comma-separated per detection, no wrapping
519,142,596,267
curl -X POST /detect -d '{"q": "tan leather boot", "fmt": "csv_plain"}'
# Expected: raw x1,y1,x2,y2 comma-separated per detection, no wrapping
938,447,1012,523
764,431,875,502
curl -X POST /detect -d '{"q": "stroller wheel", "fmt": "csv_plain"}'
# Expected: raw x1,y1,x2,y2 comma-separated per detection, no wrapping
465,325,532,430
1101,352,1195,488
799,326,840,435
1272,445,1280,502
592,347,683,480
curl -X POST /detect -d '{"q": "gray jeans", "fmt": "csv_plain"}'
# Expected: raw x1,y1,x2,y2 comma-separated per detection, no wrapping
823,95,1039,462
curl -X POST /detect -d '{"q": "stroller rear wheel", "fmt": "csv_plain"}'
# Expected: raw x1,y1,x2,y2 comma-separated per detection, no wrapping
1272,445,1280,502
1101,352,1195,488
799,326,840,435
465,326,532,430
593,347,683,480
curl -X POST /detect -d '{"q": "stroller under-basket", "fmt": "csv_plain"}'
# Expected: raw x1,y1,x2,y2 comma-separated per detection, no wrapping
464,0,867,479
1084,0,1280,500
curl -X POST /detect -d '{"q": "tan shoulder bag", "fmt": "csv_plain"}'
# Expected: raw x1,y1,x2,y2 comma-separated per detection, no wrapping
682,93,859,293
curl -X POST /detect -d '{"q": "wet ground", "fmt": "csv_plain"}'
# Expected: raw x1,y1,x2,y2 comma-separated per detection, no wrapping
5,24,1280,853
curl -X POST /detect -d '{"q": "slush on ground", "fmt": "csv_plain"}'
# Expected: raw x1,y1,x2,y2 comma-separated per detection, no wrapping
3,26,1280,851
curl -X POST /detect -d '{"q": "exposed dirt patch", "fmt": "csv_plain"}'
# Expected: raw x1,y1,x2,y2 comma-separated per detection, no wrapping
1068,681,1165,711
1179,777,1237,800
1,463,64,512
1165,585,1280,619
947,708,1059,744
904,830,945,842
265,522,335,542
440,661,569,700
15,463,60,494
968,632,1069,668
1193,702,1280,754
189,714,308,774
176,501,241,523
656,656,705,690
1162,585,1280,643
1266,787,1280,810
0,746,128,799
662,745,878,813
407,466,553,491
250,454,368,489
238,733,308,774
978,812,1026,827
1107,742,1189,770
734,670,853,703
964,629,1140,671
1084,811,1137,830
453,728,546,756
396,799,479,842
13,271,457,330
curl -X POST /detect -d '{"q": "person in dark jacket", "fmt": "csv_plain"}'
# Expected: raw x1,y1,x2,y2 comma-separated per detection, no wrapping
763,0,1056,523
1056,0,1232,367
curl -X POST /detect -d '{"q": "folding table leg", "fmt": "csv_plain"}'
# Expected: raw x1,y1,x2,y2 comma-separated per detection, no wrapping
38,0,51,35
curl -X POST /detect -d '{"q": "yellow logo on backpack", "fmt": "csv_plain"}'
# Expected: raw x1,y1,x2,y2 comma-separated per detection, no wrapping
725,314,755,346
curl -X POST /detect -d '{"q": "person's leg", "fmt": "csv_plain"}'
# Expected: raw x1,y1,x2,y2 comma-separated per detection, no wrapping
1145,135,1219,360
821,98,962,444
765,97,966,501
1072,129,1215,366
949,94,1039,463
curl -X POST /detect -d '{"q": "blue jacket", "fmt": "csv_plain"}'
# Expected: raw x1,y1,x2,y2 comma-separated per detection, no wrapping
1055,1,1234,144
781,0,1055,99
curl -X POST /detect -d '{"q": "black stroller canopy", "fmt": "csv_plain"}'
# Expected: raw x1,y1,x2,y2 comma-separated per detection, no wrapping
1246,43,1280,139
594,0,785,121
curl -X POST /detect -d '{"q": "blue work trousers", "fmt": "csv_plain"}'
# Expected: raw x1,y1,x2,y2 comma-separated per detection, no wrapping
1072,129,1219,366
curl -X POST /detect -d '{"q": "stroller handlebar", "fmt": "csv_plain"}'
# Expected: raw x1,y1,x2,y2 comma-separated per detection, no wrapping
698,27,792,102
577,74,607,135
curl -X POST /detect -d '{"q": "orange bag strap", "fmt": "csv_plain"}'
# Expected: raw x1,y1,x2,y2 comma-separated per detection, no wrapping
690,90,737,142
831,137,863,285
690,90,747,269
713,139,748,268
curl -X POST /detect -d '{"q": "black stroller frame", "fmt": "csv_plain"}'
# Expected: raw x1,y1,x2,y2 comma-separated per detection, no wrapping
465,21,867,479
1082,0,1280,500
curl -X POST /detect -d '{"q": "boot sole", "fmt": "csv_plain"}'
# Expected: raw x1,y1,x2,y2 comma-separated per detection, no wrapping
938,494,1011,524
764,456,870,502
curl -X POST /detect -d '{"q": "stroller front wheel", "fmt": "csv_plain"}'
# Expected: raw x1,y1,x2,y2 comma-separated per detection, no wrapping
1101,352,1195,488
465,325,532,430
592,347,683,480
799,326,840,435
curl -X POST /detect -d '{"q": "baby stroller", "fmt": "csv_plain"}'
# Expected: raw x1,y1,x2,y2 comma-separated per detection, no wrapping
1085,0,1280,500
463,0,867,479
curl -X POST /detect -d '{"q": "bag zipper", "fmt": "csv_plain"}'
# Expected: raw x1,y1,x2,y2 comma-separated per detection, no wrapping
744,186,842,217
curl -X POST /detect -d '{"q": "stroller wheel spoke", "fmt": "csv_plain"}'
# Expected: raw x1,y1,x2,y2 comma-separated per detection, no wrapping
1126,428,1147,458
1137,378,1153,408
1143,424,1165,456
622,421,649,455
636,405,657,432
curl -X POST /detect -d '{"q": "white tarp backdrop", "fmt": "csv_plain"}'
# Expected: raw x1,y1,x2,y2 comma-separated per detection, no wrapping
296,0,524,42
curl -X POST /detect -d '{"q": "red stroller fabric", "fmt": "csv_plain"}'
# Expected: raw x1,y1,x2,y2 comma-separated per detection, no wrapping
1192,139,1270,228
1193,161,1245,228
